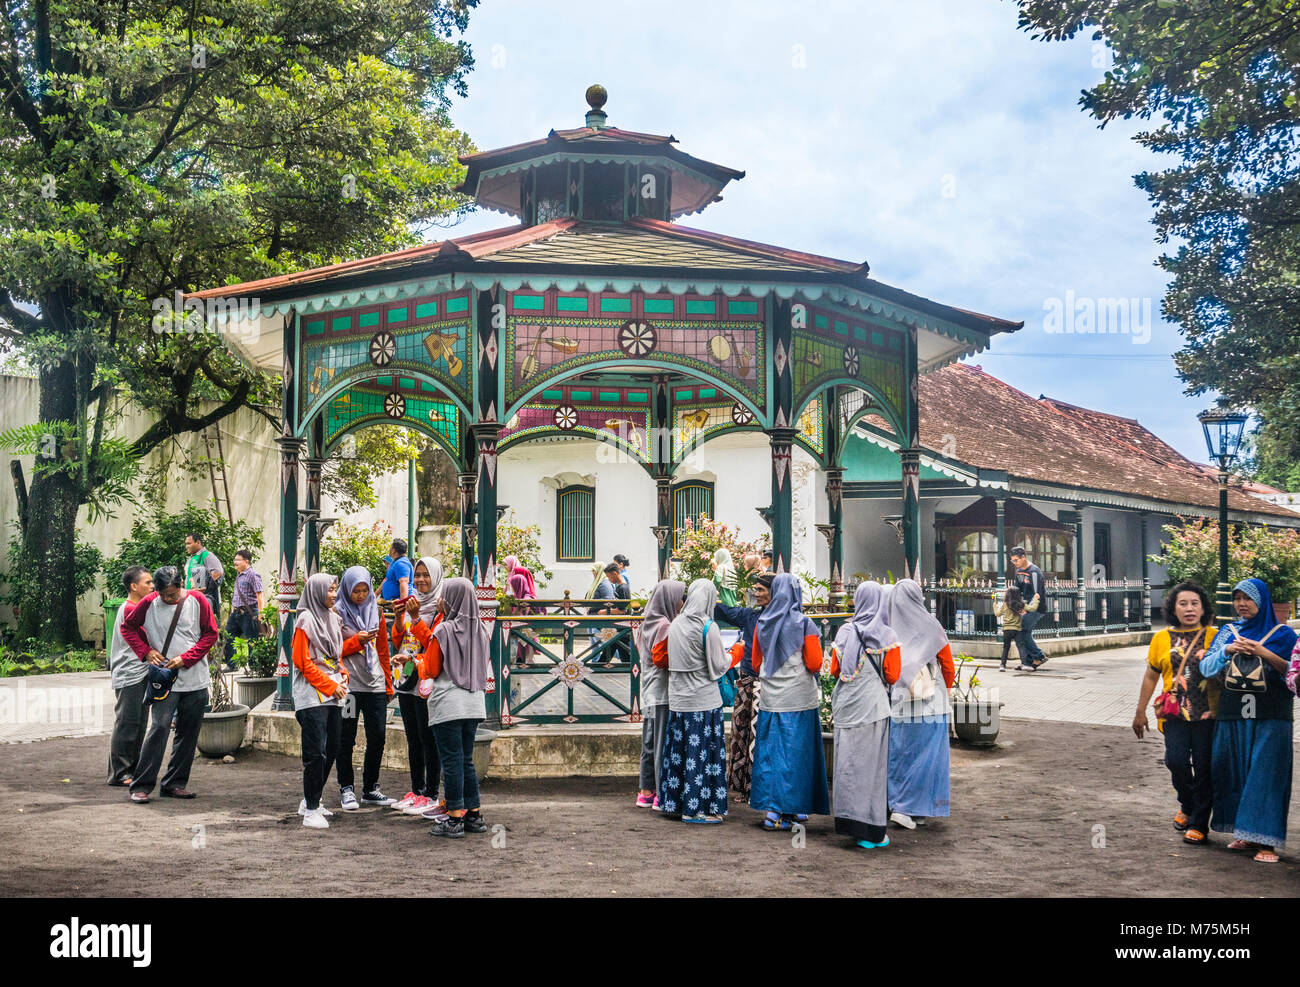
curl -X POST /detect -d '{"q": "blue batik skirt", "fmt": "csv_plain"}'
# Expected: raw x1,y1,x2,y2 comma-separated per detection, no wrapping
658,708,729,817
750,708,831,816
1210,717,1293,849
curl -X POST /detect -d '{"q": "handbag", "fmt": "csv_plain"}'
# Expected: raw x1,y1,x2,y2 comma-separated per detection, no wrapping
703,620,739,707
146,594,187,703
907,662,937,701
1153,634,1196,719
1223,624,1284,694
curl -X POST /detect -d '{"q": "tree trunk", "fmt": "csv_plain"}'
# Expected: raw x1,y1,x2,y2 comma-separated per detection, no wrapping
15,358,85,645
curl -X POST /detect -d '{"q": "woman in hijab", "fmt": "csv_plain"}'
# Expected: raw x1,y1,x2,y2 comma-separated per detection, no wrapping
635,579,686,808
749,573,830,830
508,570,540,668
333,566,396,809
505,555,539,599
653,578,742,823
290,573,358,829
1198,578,1298,863
829,582,901,849
885,578,955,830
405,576,491,839
711,548,739,607
390,557,444,817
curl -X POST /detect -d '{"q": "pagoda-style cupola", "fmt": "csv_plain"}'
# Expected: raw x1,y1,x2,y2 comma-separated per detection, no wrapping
457,85,745,224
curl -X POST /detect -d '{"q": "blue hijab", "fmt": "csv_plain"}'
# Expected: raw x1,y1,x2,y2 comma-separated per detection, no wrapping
755,573,818,677
1201,578,1298,677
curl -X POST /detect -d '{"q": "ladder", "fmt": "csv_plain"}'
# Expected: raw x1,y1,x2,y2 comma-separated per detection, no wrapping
202,425,234,526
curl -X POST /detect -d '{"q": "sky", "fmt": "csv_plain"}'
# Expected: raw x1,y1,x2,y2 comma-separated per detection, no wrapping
438,0,1218,464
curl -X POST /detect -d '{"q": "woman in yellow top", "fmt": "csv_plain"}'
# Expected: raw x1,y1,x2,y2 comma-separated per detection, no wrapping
1132,581,1219,845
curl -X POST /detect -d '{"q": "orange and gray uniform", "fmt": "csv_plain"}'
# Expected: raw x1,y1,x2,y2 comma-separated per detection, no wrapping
291,628,362,710
752,631,824,713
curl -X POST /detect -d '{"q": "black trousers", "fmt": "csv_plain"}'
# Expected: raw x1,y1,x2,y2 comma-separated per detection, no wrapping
107,679,150,784
223,607,259,662
432,718,481,813
336,691,389,793
397,691,441,797
131,688,208,795
1163,717,1215,831
296,704,342,810
1000,630,1020,666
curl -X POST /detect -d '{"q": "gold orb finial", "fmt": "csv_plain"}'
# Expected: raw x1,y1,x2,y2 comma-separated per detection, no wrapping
585,84,608,110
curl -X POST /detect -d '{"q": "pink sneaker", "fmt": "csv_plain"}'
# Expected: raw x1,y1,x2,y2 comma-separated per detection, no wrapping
401,795,433,815
635,792,654,808
652,795,661,812
392,792,420,811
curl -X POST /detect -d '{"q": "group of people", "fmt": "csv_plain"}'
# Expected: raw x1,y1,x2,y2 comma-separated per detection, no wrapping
1133,577,1298,863
634,571,954,847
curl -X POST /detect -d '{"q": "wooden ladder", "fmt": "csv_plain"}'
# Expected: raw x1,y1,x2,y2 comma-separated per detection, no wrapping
202,425,234,526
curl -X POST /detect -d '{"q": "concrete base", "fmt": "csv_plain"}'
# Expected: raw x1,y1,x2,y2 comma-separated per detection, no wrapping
952,629,1154,659
247,696,642,780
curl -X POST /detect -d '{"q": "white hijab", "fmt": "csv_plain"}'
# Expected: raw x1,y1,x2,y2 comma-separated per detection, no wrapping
666,578,728,677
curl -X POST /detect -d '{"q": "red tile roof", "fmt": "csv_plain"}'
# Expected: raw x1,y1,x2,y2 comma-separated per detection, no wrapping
862,363,1300,520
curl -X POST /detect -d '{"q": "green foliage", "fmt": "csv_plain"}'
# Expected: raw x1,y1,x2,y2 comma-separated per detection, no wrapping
101,501,265,598
0,640,106,676
319,520,397,585
1017,1,1300,491
797,570,832,606
671,515,769,596
1150,518,1300,604
323,426,428,516
443,510,554,591
0,422,140,523
1,525,103,618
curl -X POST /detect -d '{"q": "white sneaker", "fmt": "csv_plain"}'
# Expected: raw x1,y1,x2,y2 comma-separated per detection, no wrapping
890,812,917,830
340,786,360,811
302,808,329,829
298,799,334,817
393,792,420,811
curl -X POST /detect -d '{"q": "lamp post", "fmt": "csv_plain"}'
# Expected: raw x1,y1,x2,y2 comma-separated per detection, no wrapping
1197,409,1248,624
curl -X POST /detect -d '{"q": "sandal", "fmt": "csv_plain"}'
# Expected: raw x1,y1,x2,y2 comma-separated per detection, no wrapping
1183,829,1206,845
855,836,890,850
1227,839,1259,851
762,811,791,832
682,813,724,825
1254,849,1279,863
1172,811,1188,832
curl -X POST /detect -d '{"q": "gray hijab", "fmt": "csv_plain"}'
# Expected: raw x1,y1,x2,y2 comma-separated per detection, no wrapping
834,581,898,678
666,578,727,677
636,579,685,658
412,556,443,624
295,572,343,661
432,577,490,693
887,578,949,694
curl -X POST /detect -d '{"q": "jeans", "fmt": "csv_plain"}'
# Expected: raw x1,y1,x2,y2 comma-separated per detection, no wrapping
337,691,389,793
131,688,209,795
432,718,481,813
223,607,260,663
999,630,1020,667
1164,717,1214,831
296,704,342,810
397,692,441,797
1015,612,1046,664
638,703,668,792
108,679,150,784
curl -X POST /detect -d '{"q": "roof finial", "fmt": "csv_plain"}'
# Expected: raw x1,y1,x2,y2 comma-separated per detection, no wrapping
585,84,609,130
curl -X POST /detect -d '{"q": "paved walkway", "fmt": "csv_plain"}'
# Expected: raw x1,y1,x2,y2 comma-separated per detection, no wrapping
0,671,115,744
961,647,1148,729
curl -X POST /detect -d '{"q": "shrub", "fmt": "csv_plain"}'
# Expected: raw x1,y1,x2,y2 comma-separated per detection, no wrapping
102,501,265,599
319,520,397,583
1150,518,1300,604
671,515,769,596
1,526,103,621
442,510,553,591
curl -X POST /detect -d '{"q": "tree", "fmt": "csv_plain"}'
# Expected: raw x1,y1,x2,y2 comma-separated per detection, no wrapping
1017,1,1300,486
323,425,429,517
0,0,477,643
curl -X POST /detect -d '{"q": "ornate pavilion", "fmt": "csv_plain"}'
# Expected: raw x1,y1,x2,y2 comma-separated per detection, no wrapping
193,86,1022,719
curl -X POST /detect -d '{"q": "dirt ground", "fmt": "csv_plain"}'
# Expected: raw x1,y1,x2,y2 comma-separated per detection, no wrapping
1,718,1297,897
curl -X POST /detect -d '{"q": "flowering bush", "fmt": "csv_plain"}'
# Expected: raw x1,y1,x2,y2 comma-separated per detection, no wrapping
1150,518,1300,605
671,515,769,595
443,510,553,593
319,520,397,583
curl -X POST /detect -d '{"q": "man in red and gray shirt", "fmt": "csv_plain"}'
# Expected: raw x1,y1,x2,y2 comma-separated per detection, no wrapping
121,565,219,802
1009,547,1048,670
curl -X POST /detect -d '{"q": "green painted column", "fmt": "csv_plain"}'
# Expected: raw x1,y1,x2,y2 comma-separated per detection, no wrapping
1216,470,1233,623
995,496,1007,590
273,435,304,712
458,469,477,580
900,325,922,581
768,297,794,573
651,376,673,579
474,285,504,727
407,458,418,558
826,467,845,603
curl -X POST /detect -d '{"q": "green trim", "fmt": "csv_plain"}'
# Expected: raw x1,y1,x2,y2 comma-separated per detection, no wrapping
599,297,632,313
513,294,545,310
415,301,438,318
358,311,380,329
644,298,674,314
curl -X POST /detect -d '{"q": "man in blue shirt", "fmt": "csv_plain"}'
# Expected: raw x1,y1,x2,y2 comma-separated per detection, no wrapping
379,539,414,601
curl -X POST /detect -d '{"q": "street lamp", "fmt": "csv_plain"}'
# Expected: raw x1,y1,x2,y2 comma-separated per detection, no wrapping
1198,409,1248,623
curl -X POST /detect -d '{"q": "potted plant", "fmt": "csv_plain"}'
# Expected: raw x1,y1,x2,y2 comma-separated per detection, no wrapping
198,654,250,758
232,601,280,709
950,655,1003,746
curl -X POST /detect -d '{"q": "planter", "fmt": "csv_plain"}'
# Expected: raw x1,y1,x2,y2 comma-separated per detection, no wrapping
198,703,250,758
822,730,834,785
474,726,496,783
233,676,277,710
951,698,1004,746
1274,603,1293,625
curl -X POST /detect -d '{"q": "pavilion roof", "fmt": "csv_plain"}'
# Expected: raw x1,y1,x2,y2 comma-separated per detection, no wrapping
859,363,1300,521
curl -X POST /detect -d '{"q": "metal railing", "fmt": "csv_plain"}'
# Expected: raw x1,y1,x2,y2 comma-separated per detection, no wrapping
921,577,1151,639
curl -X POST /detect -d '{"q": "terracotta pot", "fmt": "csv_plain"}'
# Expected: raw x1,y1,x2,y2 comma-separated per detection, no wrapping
1274,603,1293,625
